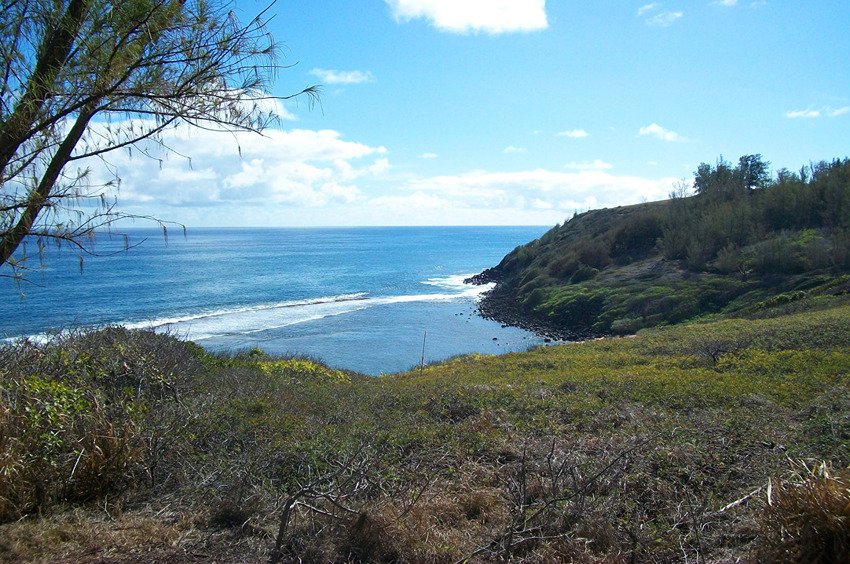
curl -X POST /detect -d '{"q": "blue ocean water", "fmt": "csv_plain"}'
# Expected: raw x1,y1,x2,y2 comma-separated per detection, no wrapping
0,227,549,374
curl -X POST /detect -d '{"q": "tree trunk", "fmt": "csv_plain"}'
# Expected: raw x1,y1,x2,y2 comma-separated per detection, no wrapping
0,0,88,180
0,103,95,266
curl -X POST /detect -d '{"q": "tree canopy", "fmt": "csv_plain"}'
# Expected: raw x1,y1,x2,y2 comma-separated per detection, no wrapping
693,154,770,196
0,0,317,277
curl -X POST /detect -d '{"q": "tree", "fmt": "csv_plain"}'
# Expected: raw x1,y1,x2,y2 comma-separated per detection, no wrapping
693,157,735,195
735,154,770,190
692,154,770,196
0,0,318,277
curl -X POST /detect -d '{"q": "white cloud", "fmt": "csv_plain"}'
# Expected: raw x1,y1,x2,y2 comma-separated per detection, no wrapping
309,68,375,85
717,0,737,6
73,104,690,227
82,120,388,211
503,145,527,154
786,106,849,119
369,191,449,211
156,167,218,184
419,152,439,159
638,123,684,142
557,129,589,138
216,90,298,121
637,3,659,16
261,99,298,122
785,109,820,119
385,0,548,34
367,158,391,175
636,3,683,26
402,168,677,212
224,159,267,189
646,11,683,26
564,159,613,171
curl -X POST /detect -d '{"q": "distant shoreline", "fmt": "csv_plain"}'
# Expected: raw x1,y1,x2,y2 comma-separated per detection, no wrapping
468,275,591,343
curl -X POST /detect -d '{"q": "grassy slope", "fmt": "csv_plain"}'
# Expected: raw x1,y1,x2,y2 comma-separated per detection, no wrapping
2,297,850,562
474,179,850,340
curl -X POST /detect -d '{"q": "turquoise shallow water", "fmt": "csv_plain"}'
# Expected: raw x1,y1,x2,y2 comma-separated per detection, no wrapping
0,226,550,374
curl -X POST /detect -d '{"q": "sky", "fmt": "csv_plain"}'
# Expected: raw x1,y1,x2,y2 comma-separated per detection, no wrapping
107,0,850,227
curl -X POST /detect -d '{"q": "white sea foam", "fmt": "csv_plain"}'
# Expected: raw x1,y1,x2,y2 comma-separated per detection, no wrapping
4,276,492,344
2,333,50,345
421,273,494,297
122,293,369,331
128,293,372,340
154,277,489,341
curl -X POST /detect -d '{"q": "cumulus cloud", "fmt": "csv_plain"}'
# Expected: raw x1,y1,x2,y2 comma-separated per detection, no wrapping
73,105,687,227
419,152,439,159
638,123,684,142
785,109,820,119
401,168,677,213
81,121,388,211
385,0,548,34
557,129,589,138
717,0,764,6
503,145,527,154
309,68,375,84
636,3,683,26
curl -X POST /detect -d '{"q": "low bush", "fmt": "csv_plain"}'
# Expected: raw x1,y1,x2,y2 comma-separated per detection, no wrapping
610,212,663,258
0,328,202,521
758,462,850,563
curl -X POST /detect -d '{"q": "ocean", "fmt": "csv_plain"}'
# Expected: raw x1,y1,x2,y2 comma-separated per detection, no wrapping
0,226,550,374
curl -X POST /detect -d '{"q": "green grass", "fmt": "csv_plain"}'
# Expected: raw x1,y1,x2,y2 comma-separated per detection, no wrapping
1,301,849,561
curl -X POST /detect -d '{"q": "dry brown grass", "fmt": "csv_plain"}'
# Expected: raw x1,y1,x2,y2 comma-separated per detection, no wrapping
757,461,850,563
0,503,285,563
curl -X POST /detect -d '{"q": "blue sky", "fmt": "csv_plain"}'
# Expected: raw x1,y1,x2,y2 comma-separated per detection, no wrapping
110,0,849,226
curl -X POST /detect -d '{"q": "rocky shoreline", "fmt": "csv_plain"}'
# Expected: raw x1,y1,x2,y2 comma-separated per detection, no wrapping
465,272,596,343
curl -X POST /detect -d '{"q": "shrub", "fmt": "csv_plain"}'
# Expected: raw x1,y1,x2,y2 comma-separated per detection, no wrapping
570,265,598,284
547,253,580,279
610,213,663,258
833,229,850,270
749,235,806,274
522,287,549,309
546,289,606,330
712,243,742,274
576,238,612,270
0,329,203,522
757,462,850,563
610,317,644,335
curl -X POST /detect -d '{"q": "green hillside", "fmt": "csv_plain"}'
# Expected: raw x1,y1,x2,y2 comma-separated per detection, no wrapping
472,155,850,339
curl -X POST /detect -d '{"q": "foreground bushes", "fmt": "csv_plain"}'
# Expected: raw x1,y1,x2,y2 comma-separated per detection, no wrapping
1,303,849,561
0,328,202,520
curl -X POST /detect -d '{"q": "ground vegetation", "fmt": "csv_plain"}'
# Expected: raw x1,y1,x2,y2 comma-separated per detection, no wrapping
1,297,849,561
472,155,850,340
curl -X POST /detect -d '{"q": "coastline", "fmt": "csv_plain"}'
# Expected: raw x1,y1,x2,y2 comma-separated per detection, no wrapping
467,273,599,343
